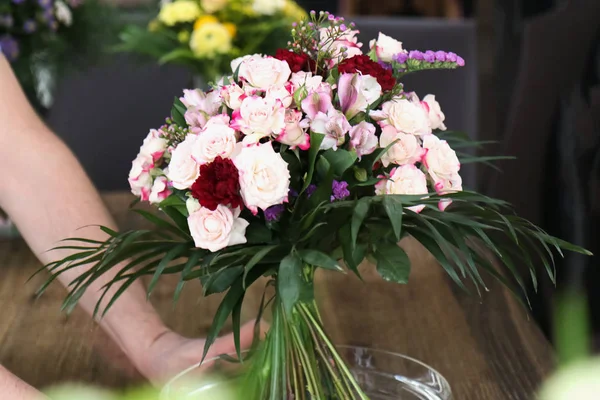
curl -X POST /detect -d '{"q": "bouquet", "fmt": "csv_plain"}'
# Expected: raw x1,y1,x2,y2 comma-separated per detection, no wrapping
41,11,590,399
0,0,115,112
115,0,306,84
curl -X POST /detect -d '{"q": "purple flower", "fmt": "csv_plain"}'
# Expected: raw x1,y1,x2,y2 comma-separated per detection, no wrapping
0,36,20,62
264,204,286,222
456,56,465,66
408,50,424,60
12,0,26,4
378,61,393,71
23,20,37,34
424,50,436,63
306,184,317,198
331,180,350,202
435,51,446,62
393,52,408,64
446,52,458,62
288,188,299,198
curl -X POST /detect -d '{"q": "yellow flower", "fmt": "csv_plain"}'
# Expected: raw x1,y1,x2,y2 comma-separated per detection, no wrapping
148,19,160,32
178,30,191,43
194,15,219,30
158,0,202,27
200,0,228,13
283,0,307,21
190,21,233,57
223,22,236,37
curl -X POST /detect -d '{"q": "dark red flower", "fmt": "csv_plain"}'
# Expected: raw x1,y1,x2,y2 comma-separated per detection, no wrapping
337,55,396,91
275,49,316,73
191,157,243,211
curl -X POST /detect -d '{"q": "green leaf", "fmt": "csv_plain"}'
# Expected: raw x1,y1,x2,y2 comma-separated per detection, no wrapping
243,245,278,287
245,224,273,244
174,250,204,305
159,48,197,65
339,224,364,278
374,243,411,283
382,196,403,240
322,149,358,176
170,102,187,127
133,209,188,239
203,265,244,296
298,249,343,271
277,254,303,315
161,206,190,235
351,198,372,249
301,131,325,193
147,243,188,297
232,294,244,361
202,278,245,363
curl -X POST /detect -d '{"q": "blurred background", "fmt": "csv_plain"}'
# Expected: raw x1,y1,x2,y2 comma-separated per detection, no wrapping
2,0,600,383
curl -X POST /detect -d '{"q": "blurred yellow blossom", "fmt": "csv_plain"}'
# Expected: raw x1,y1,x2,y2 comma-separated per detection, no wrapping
252,0,284,15
190,21,233,57
194,15,219,30
201,0,228,13
283,0,307,21
178,30,190,43
148,19,160,32
158,0,202,26
223,23,236,37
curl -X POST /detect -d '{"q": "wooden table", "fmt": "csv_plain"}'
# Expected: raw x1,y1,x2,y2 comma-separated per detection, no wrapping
0,192,554,399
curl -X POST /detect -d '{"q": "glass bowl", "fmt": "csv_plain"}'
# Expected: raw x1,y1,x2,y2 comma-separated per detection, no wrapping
161,345,452,400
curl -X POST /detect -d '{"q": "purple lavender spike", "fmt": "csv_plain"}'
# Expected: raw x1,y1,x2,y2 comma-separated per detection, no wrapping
393,52,408,64
423,51,436,63
435,51,446,62
408,50,424,60
446,52,458,62
0,36,20,61
306,185,317,198
264,205,286,222
456,56,465,66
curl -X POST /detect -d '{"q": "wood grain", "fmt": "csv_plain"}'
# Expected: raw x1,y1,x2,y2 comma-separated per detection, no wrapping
0,192,554,399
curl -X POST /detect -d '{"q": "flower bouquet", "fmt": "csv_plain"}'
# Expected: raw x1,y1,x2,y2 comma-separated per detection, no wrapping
115,0,306,85
40,11,590,400
0,0,116,113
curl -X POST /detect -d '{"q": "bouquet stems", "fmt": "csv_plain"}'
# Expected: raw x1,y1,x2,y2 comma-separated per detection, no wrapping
242,269,369,399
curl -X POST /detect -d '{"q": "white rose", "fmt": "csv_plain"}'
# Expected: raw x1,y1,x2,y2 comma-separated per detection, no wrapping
166,135,200,190
140,129,168,162
233,142,290,214
128,154,154,201
338,73,382,119
230,53,261,75
435,173,463,211
375,164,428,213
422,134,460,183
238,56,291,90
310,109,351,151
379,125,425,167
55,1,73,26
149,176,171,204
349,121,378,158
266,83,293,108
290,72,323,93
277,109,310,150
191,116,239,164
188,205,249,252
221,83,245,110
231,96,286,145
369,32,405,63
421,94,447,131
370,98,431,136
186,197,201,214
252,0,284,15
201,0,228,13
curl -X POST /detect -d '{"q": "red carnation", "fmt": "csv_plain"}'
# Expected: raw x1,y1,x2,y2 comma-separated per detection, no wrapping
275,49,316,73
191,157,244,211
338,55,396,91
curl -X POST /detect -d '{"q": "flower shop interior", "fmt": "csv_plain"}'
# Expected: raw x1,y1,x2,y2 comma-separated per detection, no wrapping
1,0,600,399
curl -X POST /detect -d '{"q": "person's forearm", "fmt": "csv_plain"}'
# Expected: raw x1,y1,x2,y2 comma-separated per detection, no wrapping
0,56,168,369
0,366,47,399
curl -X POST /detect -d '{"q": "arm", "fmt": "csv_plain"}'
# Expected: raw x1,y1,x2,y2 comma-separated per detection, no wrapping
0,56,169,379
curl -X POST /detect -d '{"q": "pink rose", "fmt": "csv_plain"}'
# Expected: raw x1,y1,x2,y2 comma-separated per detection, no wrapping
421,94,447,131
128,153,154,201
379,125,425,167
191,115,239,164
370,98,431,136
233,142,290,215
166,134,200,190
319,28,363,68
149,176,171,204
369,32,406,63
435,173,463,211
375,164,429,213
349,121,378,158
422,134,460,183
277,109,310,150
310,109,351,151
238,56,291,90
232,96,286,145
221,83,246,110
139,129,167,163
266,81,294,108
338,73,382,119
188,205,249,252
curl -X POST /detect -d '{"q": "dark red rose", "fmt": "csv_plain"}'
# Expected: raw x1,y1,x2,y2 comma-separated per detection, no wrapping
275,49,316,73
191,157,243,211
337,55,396,91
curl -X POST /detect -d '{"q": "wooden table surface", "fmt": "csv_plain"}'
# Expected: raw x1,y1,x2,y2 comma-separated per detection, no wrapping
0,192,554,399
